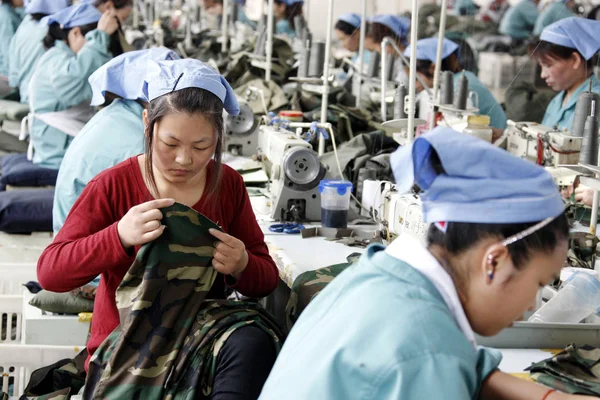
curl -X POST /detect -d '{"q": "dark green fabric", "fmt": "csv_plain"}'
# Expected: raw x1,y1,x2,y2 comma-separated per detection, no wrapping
29,291,94,314
504,83,555,123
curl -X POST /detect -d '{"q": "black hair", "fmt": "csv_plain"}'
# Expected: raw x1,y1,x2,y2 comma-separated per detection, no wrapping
92,0,133,9
144,88,224,207
530,40,594,71
414,52,461,79
30,13,48,21
43,21,98,49
367,22,402,47
274,0,303,30
335,20,358,37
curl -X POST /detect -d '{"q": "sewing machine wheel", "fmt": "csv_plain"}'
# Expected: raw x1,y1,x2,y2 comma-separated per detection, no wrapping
225,103,256,137
283,147,321,186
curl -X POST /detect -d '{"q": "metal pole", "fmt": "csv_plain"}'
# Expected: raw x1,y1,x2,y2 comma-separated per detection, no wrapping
266,0,275,82
432,0,448,103
132,0,139,29
222,0,230,54
406,0,419,143
319,0,334,156
354,0,367,108
381,38,389,122
592,185,599,236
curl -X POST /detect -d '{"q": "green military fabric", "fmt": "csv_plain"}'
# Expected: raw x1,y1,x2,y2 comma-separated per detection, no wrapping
504,83,555,124
0,99,29,122
234,78,289,114
528,344,600,395
84,203,283,399
285,253,361,331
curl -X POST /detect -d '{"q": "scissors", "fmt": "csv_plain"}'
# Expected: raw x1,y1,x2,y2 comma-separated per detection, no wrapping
268,223,305,234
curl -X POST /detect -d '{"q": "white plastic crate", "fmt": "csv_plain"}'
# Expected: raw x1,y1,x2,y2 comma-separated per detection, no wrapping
0,232,52,249
0,295,22,344
0,263,37,296
0,344,83,398
478,52,537,89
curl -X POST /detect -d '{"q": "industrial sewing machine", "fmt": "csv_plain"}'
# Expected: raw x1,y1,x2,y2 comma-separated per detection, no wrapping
224,103,260,157
257,125,327,221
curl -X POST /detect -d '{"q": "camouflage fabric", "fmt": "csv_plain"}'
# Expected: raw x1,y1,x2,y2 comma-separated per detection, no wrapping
285,253,361,331
566,232,599,270
84,203,283,399
528,344,600,395
71,284,97,301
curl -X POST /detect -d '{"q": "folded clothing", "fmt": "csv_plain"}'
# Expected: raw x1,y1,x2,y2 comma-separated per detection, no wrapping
0,188,54,233
29,290,94,315
0,153,58,191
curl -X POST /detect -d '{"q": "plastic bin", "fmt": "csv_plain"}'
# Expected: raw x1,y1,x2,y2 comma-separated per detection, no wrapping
478,52,536,89
0,295,22,344
319,180,353,229
0,263,37,296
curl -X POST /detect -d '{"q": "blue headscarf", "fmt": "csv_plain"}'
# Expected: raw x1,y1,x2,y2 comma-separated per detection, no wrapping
25,0,70,15
371,15,410,46
390,127,564,223
45,3,101,28
540,17,600,60
403,38,460,62
144,59,240,116
280,0,304,5
338,13,361,29
89,48,180,106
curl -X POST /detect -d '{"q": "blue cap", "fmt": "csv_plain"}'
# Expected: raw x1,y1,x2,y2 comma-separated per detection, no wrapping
319,180,353,196
540,17,600,60
371,15,410,45
45,3,102,29
280,0,304,5
89,47,180,106
338,13,361,29
403,38,460,62
144,59,240,116
25,0,70,15
390,127,564,224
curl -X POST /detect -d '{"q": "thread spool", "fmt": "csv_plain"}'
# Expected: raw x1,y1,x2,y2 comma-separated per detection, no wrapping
385,56,395,82
440,71,454,105
572,91,600,137
308,41,326,77
294,15,306,37
453,72,469,110
580,100,599,166
394,85,408,120
232,3,239,25
367,52,381,79
298,33,312,78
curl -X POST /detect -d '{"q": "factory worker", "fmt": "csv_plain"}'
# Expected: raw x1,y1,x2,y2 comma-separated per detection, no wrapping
7,0,70,104
454,0,479,16
27,3,117,170
533,0,574,36
366,14,410,85
335,13,371,67
532,17,600,130
404,37,508,132
0,0,25,79
259,127,584,400
499,0,540,42
38,59,279,397
202,0,257,28
273,0,304,37
52,47,180,235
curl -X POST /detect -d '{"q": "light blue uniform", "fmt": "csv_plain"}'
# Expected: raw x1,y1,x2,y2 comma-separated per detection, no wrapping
237,8,256,28
456,70,507,129
542,74,600,130
533,2,572,36
0,3,23,77
499,0,539,40
29,30,111,170
53,99,144,233
7,15,49,103
259,243,502,400
276,19,296,37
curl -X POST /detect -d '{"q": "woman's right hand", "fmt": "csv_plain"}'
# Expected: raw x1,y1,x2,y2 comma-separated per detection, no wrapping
97,9,120,35
117,198,175,250
575,185,595,207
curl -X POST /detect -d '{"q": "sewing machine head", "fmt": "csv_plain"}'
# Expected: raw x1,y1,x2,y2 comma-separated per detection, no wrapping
224,102,259,157
257,125,326,221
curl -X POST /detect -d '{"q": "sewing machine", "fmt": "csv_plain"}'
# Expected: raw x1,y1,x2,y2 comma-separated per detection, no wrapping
257,125,326,221
224,103,259,157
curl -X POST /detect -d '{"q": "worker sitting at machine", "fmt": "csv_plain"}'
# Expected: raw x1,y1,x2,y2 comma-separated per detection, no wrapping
272,0,304,38
365,14,410,85
8,0,70,105
404,37,508,132
335,12,371,70
533,0,574,36
258,127,591,400
454,0,479,16
499,0,540,43
0,0,24,94
202,0,257,29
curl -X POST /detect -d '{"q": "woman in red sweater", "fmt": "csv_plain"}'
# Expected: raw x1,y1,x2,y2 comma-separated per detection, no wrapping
37,58,280,399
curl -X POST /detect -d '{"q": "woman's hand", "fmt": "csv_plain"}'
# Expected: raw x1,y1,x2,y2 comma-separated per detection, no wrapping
97,9,119,35
209,228,249,280
575,185,594,207
117,198,175,250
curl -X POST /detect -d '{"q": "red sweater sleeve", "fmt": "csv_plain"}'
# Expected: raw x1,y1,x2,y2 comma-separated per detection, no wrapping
225,175,279,298
37,179,133,292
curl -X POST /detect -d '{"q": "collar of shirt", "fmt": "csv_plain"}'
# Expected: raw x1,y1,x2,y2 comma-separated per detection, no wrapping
563,74,600,111
385,233,477,349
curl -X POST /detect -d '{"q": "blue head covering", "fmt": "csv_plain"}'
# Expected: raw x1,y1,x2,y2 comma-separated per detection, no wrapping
280,0,304,5
403,38,460,62
25,0,70,15
89,48,180,107
371,15,410,45
144,59,240,116
390,127,564,224
540,17,600,60
338,13,361,29
45,3,102,28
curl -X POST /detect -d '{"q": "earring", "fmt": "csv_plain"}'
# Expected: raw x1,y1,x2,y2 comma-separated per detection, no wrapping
487,269,494,280
487,255,495,280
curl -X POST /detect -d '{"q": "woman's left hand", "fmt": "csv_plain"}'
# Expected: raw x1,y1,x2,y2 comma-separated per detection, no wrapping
209,229,249,280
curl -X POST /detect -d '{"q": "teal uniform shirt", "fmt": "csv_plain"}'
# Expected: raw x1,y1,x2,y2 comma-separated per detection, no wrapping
259,243,502,400
0,3,23,76
8,14,49,103
542,74,600,130
29,29,111,170
53,99,144,234
276,19,296,37
455,70,507,129
237,8,257,28
454,0,479,16
533,2,573,36
499,0,539,40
